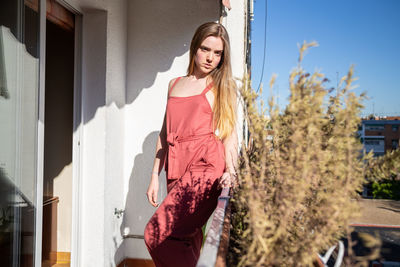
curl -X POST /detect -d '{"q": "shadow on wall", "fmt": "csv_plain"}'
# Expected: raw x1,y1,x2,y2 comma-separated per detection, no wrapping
113,2,219,263
125,0,220,103
114,131,167,263
81,0,219,127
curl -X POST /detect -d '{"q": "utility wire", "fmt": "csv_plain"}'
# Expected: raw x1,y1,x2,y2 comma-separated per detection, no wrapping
256,0,268,93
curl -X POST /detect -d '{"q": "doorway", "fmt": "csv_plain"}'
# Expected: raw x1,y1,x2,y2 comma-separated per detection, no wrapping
42,1,75,266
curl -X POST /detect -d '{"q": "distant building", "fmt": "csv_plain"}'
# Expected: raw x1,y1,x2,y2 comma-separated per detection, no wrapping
359,117,400,156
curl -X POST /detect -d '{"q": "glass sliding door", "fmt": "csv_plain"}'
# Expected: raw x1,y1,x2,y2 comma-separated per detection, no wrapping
0,0,41,266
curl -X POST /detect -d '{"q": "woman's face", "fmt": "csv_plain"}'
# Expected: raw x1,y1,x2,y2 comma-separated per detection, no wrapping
194,36,224,76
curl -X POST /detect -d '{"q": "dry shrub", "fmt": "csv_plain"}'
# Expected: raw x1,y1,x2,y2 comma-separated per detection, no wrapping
366,148,400,181
229,42,369,266
366,148,400,200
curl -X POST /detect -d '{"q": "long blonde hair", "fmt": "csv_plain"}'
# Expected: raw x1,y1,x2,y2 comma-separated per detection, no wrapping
187,22,237,140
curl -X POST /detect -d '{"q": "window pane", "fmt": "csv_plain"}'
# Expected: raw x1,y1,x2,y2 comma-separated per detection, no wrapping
0,0,40,266
365,124,385,131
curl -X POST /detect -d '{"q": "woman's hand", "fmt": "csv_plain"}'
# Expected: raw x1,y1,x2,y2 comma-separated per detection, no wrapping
146,175,159,207
222,127,238,189
219,172,238,188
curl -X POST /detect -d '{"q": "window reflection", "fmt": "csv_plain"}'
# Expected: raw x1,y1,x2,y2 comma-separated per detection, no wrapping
0,0,40,266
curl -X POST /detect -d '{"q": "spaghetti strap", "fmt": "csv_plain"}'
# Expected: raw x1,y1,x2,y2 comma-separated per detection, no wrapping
168,77,182,96
201,81,214,95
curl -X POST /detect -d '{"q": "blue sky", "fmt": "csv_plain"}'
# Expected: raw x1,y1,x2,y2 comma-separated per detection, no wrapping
251,0,400,116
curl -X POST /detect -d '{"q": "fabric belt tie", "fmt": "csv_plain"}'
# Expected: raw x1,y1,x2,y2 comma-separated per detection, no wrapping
166,132,214,178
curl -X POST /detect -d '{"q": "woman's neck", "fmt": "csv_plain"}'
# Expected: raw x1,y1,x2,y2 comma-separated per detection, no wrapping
190,70,209,80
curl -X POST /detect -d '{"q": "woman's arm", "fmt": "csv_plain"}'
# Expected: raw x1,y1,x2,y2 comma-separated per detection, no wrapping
146,79,175,207
151,114,168,175
220,127,239,187
146,114,167,207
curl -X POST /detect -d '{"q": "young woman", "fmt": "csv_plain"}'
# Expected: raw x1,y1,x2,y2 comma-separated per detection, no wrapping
144,22,238,267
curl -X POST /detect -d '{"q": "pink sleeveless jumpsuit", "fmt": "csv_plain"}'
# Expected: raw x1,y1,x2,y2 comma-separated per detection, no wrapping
144,77,226,267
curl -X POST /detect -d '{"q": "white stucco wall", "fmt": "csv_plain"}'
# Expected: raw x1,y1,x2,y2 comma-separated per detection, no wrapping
223,1,246,80
122,0,220,260
62,0,128,266
221,1,247,145
122,0,248,261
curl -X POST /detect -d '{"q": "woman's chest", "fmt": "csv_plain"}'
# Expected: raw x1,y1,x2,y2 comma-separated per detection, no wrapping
166,97,213,128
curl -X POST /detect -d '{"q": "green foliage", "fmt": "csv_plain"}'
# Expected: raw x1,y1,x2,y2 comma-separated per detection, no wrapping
372,179,400,200
229,42,370,266
366,148,400,200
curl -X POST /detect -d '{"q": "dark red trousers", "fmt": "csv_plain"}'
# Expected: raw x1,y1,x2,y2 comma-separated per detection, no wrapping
144,170,221,267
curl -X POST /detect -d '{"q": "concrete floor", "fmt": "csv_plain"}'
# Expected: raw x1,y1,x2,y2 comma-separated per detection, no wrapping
353,199,400,226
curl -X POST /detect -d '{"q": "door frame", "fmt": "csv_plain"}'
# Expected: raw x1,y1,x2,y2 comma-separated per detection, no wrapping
35,0,84,266
35,0,46,265
69,3,83,267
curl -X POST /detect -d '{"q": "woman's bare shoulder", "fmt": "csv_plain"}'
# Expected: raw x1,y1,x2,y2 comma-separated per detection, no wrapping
168,76,183,90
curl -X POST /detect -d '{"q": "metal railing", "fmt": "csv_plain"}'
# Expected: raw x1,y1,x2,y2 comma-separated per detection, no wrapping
197,187,231,267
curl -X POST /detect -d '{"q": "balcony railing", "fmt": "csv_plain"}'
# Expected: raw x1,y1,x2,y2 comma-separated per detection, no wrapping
197,186,231,267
